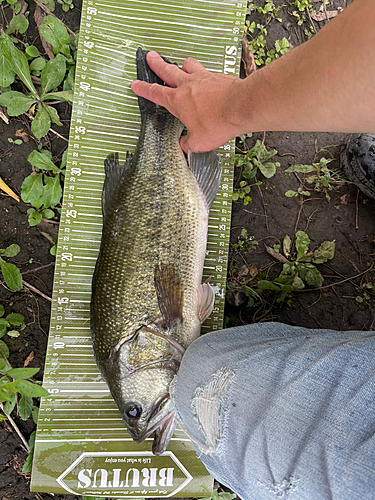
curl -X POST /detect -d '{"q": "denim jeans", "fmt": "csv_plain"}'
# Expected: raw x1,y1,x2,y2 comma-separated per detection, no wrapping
171,323,375,500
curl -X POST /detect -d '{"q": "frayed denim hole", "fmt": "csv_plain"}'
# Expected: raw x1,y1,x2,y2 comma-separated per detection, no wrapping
190,367,236,455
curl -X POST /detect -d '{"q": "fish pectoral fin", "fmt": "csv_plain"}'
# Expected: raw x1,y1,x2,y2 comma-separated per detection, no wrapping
102,151,133,218
197,283,215,324
187,150,222,209
154,262,184,329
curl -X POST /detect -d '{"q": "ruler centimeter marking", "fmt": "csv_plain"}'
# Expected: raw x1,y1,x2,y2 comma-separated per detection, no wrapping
36,0,246,443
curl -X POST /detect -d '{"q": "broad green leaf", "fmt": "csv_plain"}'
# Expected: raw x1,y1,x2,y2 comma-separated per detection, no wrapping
29,429,36,449
6,14,29,35
298,263,323,288
60,149,68,169
6,312,25,325
0,38,15,87
3,393,16,414
256,280,280,292
21,173,44,207
41,53,66,94
0,339,9,358
18,394,33,420
259,161,277,179
31,104,51,139
0,259,23,291
1,244,20,258
0,90,36,116
6,330,19,337
42,175,62,208
41,208,55,219
39,16,70,56
0,318,9,336
26,46,40,59
290,275,305,291
283,234,292,258
0,380,18,402
0,357,9,372
42,90,73,103
312,240,336,264
27,209,43,227
0,305,4,317
30,57,46,72
285,164,316,174
32,406,39,424
295,230,310,261
63,66,75,90
22,449,34,474
45,105,62,126
285,190,297,198
27,150,57,172
1,33,37,97
16,379,49,398
7,367,39,380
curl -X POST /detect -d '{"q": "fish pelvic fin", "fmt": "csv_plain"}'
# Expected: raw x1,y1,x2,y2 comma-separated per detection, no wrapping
102,152,133,218
136,47,178,118
154,262,184,330
188,150,222,209
197,283,215,324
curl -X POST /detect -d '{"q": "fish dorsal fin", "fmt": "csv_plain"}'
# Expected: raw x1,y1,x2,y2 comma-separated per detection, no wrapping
197,283,215,324
102,152,133,218
154,263,184,329
187,151,222,209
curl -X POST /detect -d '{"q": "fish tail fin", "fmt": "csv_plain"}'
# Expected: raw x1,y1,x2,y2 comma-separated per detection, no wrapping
136,47,176,118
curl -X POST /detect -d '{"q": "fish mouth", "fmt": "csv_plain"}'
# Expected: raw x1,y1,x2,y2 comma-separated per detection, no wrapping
129,395,176,455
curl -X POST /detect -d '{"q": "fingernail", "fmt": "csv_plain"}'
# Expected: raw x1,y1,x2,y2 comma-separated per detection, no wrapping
148,51,158,58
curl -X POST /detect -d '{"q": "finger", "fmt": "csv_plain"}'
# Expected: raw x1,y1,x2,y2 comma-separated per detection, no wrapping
130,80,174,109
182,57,206,74
146,51,187,88
180,134,189,155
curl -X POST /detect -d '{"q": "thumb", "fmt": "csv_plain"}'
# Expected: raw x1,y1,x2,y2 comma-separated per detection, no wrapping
180,134,189,154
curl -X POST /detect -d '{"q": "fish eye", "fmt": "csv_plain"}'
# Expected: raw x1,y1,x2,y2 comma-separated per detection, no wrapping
124,402,142,420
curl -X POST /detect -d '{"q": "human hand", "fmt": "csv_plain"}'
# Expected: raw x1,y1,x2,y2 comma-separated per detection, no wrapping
131,51,244,153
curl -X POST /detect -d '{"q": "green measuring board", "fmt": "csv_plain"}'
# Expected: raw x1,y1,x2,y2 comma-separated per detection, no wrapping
31,0,246,496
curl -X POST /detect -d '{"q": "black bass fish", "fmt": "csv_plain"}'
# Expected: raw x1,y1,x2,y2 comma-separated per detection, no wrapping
90,48,222,455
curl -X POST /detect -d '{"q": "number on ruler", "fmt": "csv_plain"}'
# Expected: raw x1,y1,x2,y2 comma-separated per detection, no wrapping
79,81,90,92
87,6,97,14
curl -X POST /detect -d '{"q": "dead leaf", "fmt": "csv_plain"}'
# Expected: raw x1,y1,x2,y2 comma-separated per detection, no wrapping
237,263,249,278
34,5,54,60
23,351,35,367
0,176,20,202
241,33,256,77
340,193,350,205
15,129,30,143
265,245,289,263
19,0,28,15
249,264,258,278
310,10,339,21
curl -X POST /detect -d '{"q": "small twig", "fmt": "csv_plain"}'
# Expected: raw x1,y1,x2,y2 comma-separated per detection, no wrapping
32,0,76,36
22,262,55,275
0,108,9,124
22,279,52,302
355,188,359,229
0,403,30,453
265,244,288,263
25,112,69,142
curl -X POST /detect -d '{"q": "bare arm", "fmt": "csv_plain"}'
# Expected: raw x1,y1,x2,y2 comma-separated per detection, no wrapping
131,0,375,153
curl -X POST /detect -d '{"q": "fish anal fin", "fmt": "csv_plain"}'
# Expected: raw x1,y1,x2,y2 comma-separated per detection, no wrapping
154,263,184,329
197,283,215,324
102,152,133,218
187,151,222,209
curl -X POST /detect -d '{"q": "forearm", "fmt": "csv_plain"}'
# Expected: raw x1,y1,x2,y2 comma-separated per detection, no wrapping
234,0,375,135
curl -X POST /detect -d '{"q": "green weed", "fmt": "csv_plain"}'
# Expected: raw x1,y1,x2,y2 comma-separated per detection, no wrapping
21,147,66,231
232,229,258,253
241,231,335,307
285,157,346,201
245,21,290,66
0,304,48,472
0,15,76,139
232,135,279,205
0,244,22,291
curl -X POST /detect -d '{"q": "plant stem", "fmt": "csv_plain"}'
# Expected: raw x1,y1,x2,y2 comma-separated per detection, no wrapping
0,403,30,453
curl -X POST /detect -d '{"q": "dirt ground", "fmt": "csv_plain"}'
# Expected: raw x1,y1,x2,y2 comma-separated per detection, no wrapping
0,0,374,499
